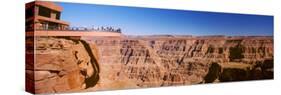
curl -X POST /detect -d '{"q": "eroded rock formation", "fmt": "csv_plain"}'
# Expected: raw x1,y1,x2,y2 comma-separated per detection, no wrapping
85,36,273,90
26,36,273,93
26,37,100,93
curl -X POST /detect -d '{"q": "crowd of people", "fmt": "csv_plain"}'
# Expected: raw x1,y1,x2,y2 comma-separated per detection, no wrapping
69,26,122,33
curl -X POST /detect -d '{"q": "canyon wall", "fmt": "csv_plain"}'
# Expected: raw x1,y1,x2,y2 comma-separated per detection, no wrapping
84,36,273,90
26,37,100,93
26,36,273,93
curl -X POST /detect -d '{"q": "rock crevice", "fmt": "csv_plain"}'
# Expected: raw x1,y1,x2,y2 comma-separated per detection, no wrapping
26,37,100,93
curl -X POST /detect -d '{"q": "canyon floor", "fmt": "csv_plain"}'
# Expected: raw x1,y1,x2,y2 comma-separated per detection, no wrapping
26,35,273,93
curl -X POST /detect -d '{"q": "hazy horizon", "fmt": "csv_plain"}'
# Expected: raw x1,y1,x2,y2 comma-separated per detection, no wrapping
57,2,273,36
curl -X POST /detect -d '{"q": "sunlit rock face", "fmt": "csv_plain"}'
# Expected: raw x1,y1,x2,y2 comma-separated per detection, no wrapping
26,36,273,93
84,36,273,90
26,37,100,93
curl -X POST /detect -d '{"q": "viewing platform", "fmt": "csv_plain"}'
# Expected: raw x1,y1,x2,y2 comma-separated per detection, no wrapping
26,1,122,37
26,30,122,37
26,26,122,37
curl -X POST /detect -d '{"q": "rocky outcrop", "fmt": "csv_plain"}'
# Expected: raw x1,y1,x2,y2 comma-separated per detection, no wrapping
85,36,273,90
26,37,100,93
26,36,273,93
203,60,273,83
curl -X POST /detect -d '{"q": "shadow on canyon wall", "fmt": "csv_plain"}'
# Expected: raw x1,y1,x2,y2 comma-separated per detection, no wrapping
79,40,100,88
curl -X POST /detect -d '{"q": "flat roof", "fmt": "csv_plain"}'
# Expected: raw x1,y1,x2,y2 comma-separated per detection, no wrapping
36,15,70,25
35,1,63,12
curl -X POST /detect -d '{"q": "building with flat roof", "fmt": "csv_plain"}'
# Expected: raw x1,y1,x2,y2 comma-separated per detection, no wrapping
26,1,121,37
26,1,69,31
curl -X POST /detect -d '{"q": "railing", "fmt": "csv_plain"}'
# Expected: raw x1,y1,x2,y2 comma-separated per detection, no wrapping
27,26,122,33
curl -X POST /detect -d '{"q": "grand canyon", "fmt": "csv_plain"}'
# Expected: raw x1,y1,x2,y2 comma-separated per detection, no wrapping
25,1,274,94
26,35,273,93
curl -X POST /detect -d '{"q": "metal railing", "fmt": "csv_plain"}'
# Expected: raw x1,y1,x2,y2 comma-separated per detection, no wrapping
27,25,122,33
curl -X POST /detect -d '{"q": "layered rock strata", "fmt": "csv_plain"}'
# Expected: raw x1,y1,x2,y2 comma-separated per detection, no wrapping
26,37,100,93
85,36,273,90
26,36,273,93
